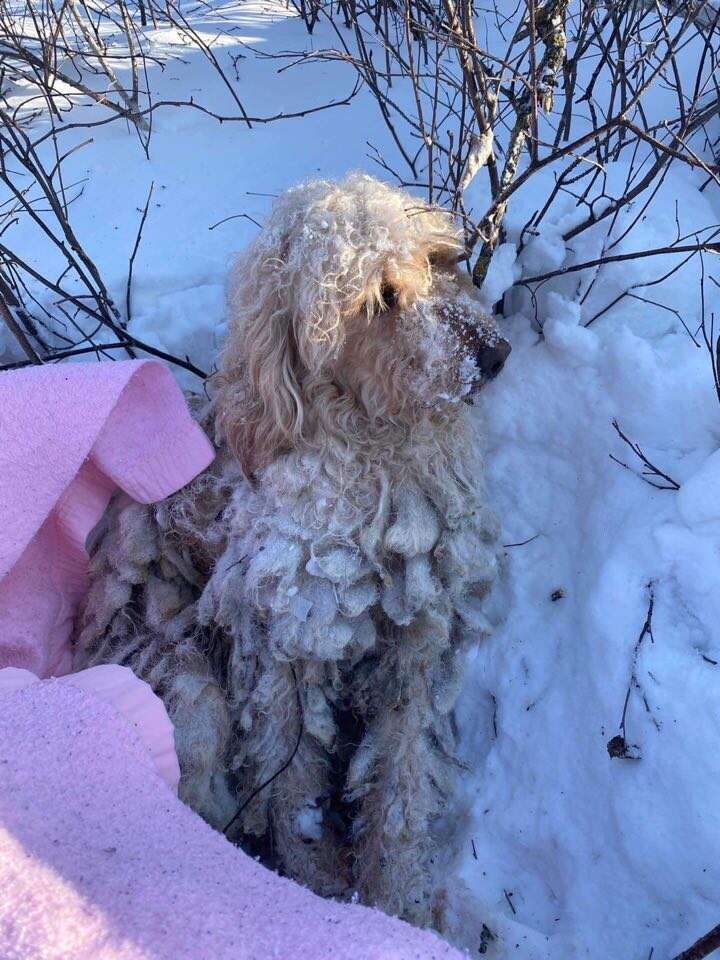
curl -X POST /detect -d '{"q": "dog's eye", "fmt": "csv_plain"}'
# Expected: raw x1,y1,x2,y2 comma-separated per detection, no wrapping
428,249,452,268
380,283,398,311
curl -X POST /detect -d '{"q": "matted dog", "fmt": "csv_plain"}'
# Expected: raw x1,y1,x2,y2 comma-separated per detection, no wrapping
74,173,510,929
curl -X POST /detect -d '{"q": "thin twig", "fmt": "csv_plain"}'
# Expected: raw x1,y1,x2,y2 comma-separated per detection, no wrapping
208,212,262,231
125,181,154,327
610,419,680,491
0,289,43,364
523,243,720,287
607,582,658,760
503,533,540,547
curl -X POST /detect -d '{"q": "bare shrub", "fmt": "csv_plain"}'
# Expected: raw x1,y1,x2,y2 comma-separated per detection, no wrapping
285,0,720,290
0,0,358,374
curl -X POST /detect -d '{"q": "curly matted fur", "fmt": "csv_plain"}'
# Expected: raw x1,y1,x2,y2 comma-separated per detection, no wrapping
73,173,510,930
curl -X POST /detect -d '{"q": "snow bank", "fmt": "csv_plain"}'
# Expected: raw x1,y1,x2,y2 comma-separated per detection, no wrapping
453,168,720,958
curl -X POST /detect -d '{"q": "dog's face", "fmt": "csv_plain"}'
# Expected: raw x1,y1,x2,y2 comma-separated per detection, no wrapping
339,252,511,415
220,174,511,474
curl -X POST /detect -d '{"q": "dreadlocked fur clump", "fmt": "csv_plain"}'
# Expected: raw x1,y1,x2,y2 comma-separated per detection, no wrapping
74,173,511,935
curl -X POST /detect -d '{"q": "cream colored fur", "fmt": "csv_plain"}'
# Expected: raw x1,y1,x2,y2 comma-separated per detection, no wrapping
74,173,508,932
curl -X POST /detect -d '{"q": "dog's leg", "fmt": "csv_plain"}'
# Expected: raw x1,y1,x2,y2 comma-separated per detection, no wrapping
230,655,349,897
78,620,235,827
74,497,235,828
347,623,457,926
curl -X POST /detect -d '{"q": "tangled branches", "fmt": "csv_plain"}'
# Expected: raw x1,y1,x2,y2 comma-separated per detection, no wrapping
0,0,358,375
287,0,720,287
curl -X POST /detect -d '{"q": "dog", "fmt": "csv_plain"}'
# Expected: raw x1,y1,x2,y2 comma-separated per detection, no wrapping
74,173,510,929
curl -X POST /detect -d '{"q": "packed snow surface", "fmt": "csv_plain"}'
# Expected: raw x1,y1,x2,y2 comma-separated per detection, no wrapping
3,2,720,958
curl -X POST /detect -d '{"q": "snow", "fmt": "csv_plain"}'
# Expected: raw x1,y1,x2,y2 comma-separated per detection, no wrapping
3,1,720,958
455,308,720,958
296,803,324,841
479,243,520,311
678,450,720,525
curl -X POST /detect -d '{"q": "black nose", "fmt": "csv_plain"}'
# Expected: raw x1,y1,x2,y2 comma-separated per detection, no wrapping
477,338,511,379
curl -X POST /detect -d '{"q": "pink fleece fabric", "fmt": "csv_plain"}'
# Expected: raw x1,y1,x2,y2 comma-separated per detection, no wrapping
0,360,215,678
0,664,181,792
0,679,461,960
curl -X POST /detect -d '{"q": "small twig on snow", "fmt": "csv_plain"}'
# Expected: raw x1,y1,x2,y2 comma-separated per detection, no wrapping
608,581,658,760
125,180,154,327
208,212,263,231
503,533,541,547
610,419,680,491
671,923,720,960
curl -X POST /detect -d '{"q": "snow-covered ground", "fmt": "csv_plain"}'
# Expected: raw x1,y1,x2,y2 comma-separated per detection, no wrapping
3,3,720,958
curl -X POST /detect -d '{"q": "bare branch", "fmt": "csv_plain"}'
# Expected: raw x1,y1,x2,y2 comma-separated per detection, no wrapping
671,924,720,960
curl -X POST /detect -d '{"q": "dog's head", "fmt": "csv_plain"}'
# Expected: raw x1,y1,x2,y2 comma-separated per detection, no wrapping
218,174,510,476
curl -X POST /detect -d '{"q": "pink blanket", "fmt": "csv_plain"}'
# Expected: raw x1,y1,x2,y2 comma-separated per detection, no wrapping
0,360,462,960
0,673,460,960
0,359,215,678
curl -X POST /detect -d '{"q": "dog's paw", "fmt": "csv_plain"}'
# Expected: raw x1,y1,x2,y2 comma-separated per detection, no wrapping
170,674,236,828
434,879,553,959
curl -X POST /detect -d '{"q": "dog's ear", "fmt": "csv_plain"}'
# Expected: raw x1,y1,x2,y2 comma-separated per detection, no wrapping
216,248,305,479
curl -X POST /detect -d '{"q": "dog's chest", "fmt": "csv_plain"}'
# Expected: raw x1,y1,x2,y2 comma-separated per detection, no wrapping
201,457,501,672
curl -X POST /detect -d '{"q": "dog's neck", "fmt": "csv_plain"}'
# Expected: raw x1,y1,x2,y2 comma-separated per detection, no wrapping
269,402,486,530
204,388,487,531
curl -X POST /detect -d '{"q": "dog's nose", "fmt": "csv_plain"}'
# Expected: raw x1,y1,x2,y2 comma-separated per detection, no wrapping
476,338,511,379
